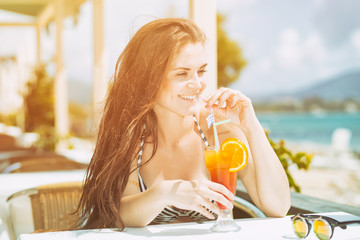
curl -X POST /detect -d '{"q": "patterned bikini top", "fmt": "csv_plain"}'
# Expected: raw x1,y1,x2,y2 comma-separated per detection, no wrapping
137,116,212,224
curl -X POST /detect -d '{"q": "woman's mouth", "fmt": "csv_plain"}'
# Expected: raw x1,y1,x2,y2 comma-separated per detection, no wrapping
178,90,200,101
178,94,197,101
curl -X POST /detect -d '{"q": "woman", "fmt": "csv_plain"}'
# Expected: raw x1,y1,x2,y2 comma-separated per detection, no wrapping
77,18,290,230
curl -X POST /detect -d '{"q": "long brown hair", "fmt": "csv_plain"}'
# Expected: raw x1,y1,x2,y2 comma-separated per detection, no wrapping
77,18,206,230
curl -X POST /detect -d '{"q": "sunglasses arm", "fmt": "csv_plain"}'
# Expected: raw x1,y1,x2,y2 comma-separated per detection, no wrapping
336,221,360,230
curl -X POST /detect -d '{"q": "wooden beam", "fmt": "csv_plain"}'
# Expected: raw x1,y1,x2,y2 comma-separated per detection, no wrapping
0,0,49,3
36,24,41,65
92,0,107,127
63,0,87,16
0,22,35,27
37,2,54,28
54,0,69,150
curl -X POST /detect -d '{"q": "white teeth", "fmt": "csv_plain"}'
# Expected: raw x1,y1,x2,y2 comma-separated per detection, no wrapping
179,94,197,100
179,90,200,100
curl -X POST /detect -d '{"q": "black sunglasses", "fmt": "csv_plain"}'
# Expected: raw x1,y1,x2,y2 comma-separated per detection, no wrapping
291,213,360,240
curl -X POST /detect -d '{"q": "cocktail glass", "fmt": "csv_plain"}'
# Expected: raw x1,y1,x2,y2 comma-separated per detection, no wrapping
204,146,241,232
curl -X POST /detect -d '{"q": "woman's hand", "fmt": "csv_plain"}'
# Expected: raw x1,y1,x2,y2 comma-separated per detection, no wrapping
202,87,259,132
158,179,234,219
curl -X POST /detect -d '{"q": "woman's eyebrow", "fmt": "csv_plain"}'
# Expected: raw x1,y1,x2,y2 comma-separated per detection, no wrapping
173,67,191,71
199,63,208,69
172,63,208,71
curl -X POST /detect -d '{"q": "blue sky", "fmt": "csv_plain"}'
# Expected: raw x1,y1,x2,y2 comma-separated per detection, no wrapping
220,0,360,96
0,0,359,99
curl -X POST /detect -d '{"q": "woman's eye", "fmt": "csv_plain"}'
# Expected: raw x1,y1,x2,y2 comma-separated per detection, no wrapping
177,72,187,76
198,69,207,76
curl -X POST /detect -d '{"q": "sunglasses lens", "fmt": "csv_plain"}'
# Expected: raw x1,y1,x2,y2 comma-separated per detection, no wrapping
314,219,331,240
292,217,308,238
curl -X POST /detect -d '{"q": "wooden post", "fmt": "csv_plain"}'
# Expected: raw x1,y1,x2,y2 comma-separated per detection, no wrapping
92,0,107,130
55,0,69,150
37,3,55,65
36,24,41,65
189,0,217,94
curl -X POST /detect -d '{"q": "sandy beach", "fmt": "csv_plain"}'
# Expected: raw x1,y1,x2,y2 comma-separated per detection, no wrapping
286,141,360,208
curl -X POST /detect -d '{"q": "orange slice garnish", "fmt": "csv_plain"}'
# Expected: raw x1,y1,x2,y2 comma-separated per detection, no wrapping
220,138,248,172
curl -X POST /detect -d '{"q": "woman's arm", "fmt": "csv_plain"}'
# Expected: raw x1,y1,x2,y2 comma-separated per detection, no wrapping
202,88,291,217
238,119,290,217
121,167,234,227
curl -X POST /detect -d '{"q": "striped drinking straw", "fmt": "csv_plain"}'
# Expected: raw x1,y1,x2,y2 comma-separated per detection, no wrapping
205,104,231,151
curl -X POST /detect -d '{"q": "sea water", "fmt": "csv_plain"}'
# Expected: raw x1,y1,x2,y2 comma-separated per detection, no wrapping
257,112,360,152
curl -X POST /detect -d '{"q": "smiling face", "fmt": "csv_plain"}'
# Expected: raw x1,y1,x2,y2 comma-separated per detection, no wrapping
154,42,207,117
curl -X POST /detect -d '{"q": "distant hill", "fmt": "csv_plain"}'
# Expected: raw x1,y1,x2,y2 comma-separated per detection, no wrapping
294,71,360,100
255,70,360,103
68,80,92,105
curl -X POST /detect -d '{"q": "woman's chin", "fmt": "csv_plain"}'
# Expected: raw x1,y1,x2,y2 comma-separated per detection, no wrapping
187,105,200,116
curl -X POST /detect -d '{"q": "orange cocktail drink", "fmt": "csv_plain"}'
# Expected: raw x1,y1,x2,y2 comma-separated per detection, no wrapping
204,138,247,232
205,149,237,210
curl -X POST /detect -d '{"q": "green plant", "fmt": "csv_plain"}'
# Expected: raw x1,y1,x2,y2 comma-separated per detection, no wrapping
0,113,18,126
217,13,247,88
266,131,313,192
23,64,55,131
22,64,57,151
31,125,58,151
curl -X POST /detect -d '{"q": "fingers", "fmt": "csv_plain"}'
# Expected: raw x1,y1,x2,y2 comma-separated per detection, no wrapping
193,196,217,219
204,87,228,107
168,180,234,218
205,183,234,210
195,180,234,210
203,87,249,109
206,180,235,202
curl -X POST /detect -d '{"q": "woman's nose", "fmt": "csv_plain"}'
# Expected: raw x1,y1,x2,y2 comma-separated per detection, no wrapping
187,74,203,90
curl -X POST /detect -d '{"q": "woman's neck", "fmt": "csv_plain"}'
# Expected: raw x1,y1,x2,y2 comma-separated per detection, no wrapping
155,111,195,146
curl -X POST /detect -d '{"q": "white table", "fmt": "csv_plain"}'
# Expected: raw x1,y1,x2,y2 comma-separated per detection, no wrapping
0,170,86,240
17,212,360,240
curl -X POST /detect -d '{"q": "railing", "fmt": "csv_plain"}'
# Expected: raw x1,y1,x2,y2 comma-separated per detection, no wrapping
234,182,360,219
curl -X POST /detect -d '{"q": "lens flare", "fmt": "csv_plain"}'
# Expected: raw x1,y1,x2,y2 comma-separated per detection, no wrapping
314,219,331,240
292,217,308,238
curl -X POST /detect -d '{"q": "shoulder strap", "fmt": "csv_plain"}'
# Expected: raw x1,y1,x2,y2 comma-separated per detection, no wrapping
137,127,147,192
193,115,210,147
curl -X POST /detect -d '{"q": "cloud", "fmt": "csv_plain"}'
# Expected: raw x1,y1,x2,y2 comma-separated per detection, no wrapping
350,29,360,52
304,32,327,63
313,0,360,48
275,29,327,70
258,57,272,74
314,0,325,7
276,29,303,69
